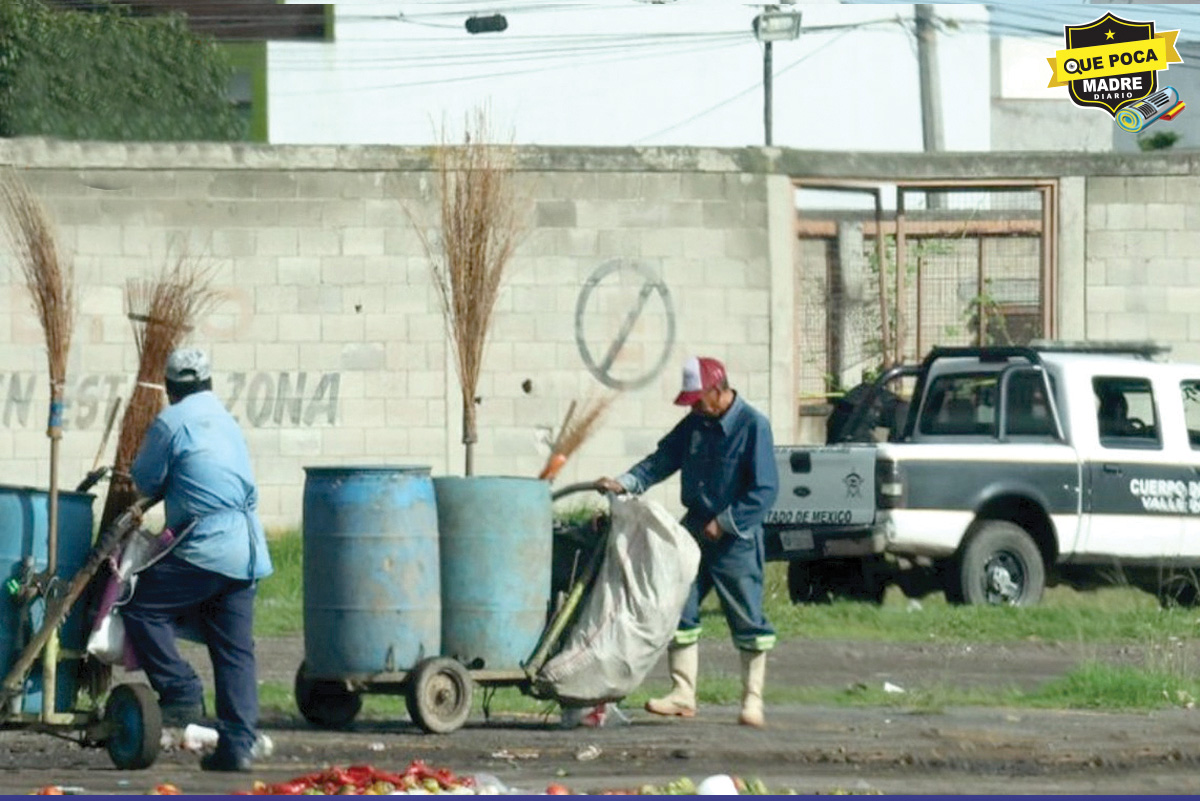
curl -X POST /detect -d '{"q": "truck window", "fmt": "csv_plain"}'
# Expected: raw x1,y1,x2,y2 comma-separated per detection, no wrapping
1094,376,1160,450
1181,380,1200,449
919,373,996,436
1005,371,1056,437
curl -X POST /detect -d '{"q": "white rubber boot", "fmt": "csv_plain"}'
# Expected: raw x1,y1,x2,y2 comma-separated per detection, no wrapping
645,643,698,718
738,649,766,727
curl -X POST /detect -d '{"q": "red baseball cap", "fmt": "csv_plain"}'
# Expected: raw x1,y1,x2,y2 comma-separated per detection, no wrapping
674,356,727,406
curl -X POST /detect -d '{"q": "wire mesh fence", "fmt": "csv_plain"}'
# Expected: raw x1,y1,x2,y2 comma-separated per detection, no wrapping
795,183,1050,407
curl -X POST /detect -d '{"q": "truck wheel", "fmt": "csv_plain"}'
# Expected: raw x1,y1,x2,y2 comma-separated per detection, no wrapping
1158,570,1200,608
788,560,885,605
956,520,1045,606
787,561,829,604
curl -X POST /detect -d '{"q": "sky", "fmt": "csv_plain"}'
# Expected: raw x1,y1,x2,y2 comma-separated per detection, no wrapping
270,2,1200,148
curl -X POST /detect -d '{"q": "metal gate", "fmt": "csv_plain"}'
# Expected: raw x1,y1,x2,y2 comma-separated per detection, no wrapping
793,180,1057,407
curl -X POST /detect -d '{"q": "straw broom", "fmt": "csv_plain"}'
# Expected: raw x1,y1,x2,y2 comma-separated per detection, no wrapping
80,256,215,699
411,108,527,476
0,171,73,579
98,255,217,532
538,394,618,481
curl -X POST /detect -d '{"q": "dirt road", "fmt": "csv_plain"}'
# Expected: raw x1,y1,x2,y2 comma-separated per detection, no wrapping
3,635,1200,795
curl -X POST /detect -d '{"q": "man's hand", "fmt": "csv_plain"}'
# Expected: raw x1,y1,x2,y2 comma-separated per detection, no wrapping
702,519,723,542
595,477,626,495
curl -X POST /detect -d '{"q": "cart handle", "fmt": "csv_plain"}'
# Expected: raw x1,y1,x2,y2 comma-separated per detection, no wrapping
551,482,608,502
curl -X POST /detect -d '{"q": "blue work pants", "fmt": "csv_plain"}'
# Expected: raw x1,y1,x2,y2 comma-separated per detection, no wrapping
120,552,259,757
675,528,776,652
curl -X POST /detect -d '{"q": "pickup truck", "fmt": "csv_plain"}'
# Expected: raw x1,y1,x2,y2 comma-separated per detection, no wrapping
764,342,1200,607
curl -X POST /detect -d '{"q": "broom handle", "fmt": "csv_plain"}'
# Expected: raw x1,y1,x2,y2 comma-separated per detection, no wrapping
46,389,64,577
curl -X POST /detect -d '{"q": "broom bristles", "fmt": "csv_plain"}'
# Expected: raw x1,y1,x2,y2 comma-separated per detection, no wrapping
0,171,73,390
553,394,617,462
100,253,218,529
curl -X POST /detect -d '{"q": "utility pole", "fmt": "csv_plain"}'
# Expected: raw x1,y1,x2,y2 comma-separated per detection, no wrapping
914,5,943,154
914,4,943,213
753,3,801,147
763,12,775,146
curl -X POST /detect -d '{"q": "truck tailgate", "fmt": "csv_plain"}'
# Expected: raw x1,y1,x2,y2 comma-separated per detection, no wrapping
764,444,879,561
765,444,877,527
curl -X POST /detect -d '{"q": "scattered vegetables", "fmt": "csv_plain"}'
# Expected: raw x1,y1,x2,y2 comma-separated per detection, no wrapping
234,762,473,796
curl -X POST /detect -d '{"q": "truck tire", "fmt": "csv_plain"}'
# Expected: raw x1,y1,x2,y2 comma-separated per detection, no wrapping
956,520,1045,606
1157,570,1200,608
787,561,829,604
788,559,886,605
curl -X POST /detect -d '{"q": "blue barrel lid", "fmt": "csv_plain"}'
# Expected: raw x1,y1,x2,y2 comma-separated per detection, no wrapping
0,483,95,499
304,465,431,475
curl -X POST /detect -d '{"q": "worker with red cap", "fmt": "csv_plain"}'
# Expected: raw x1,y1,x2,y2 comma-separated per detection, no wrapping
596,356,779,727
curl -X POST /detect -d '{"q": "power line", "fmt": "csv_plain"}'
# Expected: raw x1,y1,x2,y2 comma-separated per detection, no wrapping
633,27,861,144
272,36,750,96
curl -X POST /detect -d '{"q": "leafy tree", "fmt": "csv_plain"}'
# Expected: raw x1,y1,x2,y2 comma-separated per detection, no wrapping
1137,130,1180,152
0,0,244,141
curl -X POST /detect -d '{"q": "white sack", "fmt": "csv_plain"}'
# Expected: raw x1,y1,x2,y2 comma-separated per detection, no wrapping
535,495,700,706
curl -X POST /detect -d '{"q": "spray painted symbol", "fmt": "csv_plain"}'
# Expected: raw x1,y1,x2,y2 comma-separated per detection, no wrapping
574,259,676,391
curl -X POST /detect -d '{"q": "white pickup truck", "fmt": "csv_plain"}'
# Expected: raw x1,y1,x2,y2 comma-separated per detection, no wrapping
765,342,1200,607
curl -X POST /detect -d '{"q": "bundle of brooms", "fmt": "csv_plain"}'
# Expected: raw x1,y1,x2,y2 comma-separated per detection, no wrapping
99,256,218,531
0,171,74,578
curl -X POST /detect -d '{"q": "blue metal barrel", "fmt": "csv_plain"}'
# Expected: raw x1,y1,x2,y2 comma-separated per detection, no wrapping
434,477,552,671
0,485,95,714
302,466,441,680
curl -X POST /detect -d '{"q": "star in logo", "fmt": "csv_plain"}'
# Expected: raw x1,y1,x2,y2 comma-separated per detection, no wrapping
1105,30,1115,40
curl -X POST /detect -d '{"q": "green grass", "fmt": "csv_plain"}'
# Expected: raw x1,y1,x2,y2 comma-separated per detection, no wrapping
251,655,1200,722
255,531,1200,644
255,529,303,636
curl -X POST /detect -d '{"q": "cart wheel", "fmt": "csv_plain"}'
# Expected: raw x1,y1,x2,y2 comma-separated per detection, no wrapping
294,661,362,729
105,683,161,770
405,657,473,734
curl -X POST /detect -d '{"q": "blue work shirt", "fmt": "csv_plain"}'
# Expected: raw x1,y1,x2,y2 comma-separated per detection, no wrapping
131,390,273,581
617,393,779,539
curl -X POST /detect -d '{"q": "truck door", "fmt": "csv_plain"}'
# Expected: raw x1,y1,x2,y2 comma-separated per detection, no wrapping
1080,375,1186,559
1175,378,1200,557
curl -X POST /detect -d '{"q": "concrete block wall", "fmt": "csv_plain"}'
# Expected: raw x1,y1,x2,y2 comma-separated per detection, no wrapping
0,140,783,529
1084,175,1200,361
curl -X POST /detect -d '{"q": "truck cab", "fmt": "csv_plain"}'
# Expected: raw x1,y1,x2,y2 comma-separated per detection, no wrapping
769,342,1200,607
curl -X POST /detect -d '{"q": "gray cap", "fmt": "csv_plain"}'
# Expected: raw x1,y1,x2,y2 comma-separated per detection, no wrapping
165,347,211,383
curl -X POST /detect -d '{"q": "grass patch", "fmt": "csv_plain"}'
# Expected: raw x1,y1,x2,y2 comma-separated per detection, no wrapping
255,529,303,636
249,654,1200,723
255,531,1200,645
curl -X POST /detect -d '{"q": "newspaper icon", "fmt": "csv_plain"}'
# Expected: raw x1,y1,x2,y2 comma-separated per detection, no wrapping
1116,85,1186,132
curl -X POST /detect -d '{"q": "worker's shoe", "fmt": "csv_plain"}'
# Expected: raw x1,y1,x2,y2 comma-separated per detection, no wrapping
201,748,253,773
159,701,204,729
645,643,697,718
737,649,766,728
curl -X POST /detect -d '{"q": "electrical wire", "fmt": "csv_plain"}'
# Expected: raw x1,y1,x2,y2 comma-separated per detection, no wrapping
272,35,751,96
633,26,862,144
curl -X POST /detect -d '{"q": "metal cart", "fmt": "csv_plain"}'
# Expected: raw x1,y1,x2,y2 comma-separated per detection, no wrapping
294,469,607,734
0,488,162,769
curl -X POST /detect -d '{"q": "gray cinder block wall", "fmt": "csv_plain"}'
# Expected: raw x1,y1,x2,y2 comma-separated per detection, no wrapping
1,140,1198,530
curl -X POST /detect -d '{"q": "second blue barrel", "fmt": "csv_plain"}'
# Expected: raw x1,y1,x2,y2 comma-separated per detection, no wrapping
0,484,95,714
434,476,552,671
302,466,440,679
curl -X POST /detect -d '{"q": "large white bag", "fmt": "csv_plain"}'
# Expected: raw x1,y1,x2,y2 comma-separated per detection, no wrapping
535,495,701,706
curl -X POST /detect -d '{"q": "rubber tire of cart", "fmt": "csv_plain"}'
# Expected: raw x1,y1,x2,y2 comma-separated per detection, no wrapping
105,683,162,770
294,661,363,729
405,657,473,734
955,520,1045,607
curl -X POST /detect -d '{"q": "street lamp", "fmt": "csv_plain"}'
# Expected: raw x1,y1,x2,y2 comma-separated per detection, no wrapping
752,7,801,146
